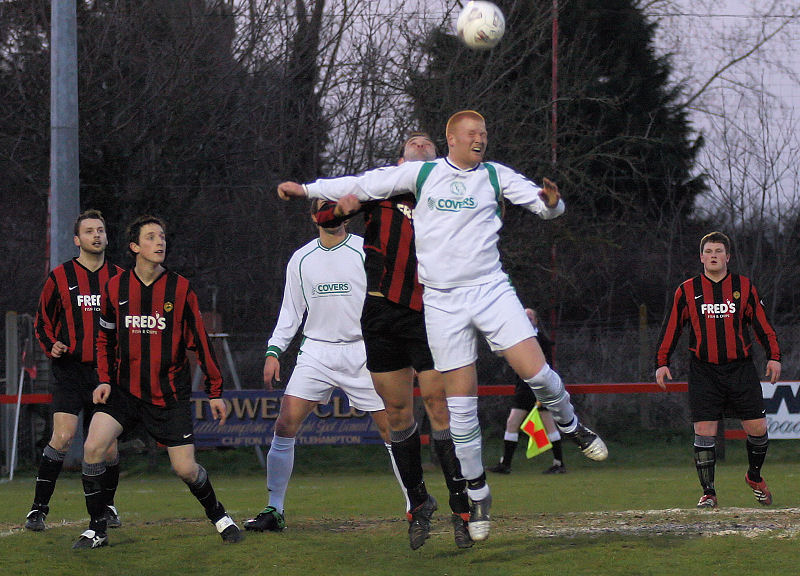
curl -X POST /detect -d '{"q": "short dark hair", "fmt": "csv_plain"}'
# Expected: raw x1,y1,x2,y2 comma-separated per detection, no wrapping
126,215,166,256
310,198,325,216
399,131,435,159
700,231,730,254
73,209,106,236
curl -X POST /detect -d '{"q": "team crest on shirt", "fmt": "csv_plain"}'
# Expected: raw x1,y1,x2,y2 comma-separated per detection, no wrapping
312,282,351,297
733,291,740,300
164,301,174,312
450,181,467,197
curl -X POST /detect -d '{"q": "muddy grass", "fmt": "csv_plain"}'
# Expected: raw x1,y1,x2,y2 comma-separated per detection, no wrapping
5,507,800,541
306,507,800,539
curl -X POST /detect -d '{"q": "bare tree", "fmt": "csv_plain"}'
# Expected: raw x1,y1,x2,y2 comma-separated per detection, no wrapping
693,86,800,323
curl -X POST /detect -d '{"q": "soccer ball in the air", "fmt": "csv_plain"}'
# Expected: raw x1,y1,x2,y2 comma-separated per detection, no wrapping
456,1,506,50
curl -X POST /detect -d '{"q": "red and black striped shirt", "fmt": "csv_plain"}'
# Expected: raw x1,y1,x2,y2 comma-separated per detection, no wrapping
97,268,223,407
655,272,781,368
316,194,423,311
35,258,123,364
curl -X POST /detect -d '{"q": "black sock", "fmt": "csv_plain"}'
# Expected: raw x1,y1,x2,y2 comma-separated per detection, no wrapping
501,439,518,468
466,472,487,491
82,461,108,533
390,424,427,509
186,465,225,522
551,439,564,465
746,433,769,482
32,445,66,510
694,443,716,495
431,429,469,515
103,458,121,507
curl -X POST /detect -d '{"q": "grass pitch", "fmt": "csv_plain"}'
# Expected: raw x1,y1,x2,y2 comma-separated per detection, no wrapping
2,436,800,575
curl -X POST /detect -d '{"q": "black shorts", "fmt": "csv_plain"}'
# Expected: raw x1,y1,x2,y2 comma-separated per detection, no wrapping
50,358,100,417
95,386,195,447
688,356,766,422
512,378,537,412
511,377,549,413
361,294,435,373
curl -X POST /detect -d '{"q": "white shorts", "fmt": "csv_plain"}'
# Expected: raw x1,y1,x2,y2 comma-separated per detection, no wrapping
284,339,385,412
422,278,537,372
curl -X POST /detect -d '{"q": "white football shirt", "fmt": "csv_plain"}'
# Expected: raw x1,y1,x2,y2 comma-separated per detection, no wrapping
267,234,366,352
307,158,564,288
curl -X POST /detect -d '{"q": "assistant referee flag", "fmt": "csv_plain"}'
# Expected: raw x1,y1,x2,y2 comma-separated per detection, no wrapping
521,405,552,458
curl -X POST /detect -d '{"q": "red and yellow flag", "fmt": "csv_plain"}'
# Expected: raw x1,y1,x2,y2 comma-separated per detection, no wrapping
520,405,552,458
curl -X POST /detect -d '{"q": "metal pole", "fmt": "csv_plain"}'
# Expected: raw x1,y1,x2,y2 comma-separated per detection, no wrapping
549,0,559,360
550,0,558,169
50,0,80,270
9,367,26,481
3,312,19,475
52,0,82,467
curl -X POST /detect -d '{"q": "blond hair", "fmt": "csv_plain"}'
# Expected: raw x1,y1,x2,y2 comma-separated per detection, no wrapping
445,110,485,137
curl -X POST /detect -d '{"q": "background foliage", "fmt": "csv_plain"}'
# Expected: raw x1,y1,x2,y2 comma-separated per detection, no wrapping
1,0,798,373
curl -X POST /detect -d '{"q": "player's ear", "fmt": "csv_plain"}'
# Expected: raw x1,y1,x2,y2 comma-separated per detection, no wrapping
73,235,81,248
129,242,141,255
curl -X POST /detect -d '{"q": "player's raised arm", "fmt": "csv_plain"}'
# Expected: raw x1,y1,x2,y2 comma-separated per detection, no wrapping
277,181,307,200
493,163,564,219
286,162,421,204
539,178,561,209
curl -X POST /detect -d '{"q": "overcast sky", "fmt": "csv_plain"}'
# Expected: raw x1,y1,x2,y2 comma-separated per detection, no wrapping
647,0,800,216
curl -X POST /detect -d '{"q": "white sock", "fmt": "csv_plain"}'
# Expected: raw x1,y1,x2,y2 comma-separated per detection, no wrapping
266,434,296,513
467,484,490,501
447,396,484,481
524,364,576,427
385,442,411,513
504,431,519,442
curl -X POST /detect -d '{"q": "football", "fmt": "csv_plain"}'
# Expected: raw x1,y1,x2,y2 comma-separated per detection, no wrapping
456,1,506,50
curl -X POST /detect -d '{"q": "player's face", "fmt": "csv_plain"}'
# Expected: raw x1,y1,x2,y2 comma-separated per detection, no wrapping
700,242,729,276
73,218,108,255
403,136,436,162
131,223,166,264
447,117,487,168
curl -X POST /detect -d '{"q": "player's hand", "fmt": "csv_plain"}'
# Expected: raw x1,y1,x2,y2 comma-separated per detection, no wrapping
655,366,671,391
539,178,560,209
51,341,69,358
94,383,111,404
209,398,228,426
277,181,306,200
263,355,280,390
335,194,361,217
765,360,781,384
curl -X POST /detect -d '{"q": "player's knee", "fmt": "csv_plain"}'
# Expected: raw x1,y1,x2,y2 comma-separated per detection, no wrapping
421,395,449,430
382,397,414,423
274,415,301,438
446,396,479,428
525,364,566,401
83,439,107,463
50,430,75,452
105,444,119,462
172,460,198,482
